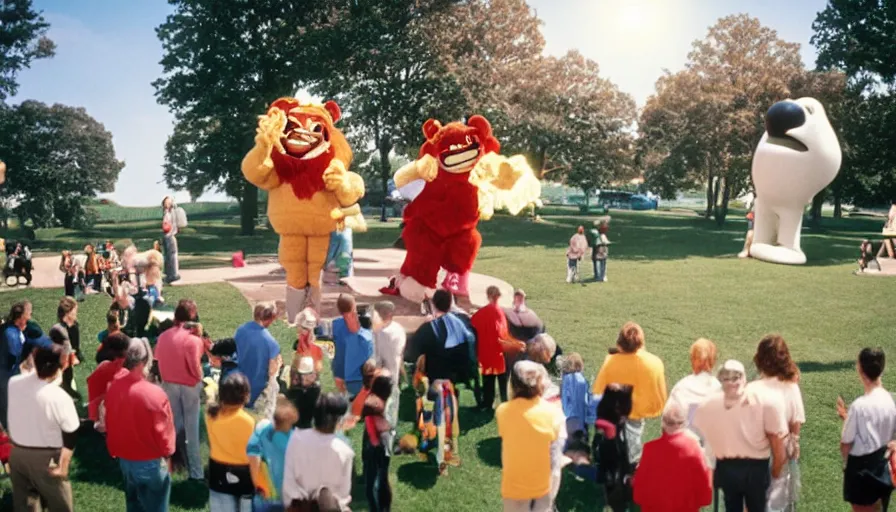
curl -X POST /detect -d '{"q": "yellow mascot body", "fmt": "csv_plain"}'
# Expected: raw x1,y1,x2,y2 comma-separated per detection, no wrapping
241,98,365,321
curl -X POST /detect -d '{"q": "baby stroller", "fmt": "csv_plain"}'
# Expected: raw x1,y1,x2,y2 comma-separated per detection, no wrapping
4,241,33,286
591,383,635,512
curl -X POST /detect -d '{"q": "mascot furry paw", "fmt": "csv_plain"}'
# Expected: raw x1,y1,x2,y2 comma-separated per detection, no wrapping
750,98,841,265
241,98,365,322
383,115,541,303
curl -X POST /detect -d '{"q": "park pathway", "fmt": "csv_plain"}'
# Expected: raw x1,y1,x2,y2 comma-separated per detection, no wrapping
16,249,515,332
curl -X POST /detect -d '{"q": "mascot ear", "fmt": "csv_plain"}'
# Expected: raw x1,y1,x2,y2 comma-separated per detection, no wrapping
422,119,442,140
324,101,342,123
467,115,501,154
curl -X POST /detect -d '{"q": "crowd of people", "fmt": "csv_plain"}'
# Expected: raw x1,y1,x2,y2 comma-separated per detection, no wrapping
0,285,893,512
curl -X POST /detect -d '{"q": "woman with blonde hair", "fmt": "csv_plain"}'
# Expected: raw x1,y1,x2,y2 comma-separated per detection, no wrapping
668,338,722,424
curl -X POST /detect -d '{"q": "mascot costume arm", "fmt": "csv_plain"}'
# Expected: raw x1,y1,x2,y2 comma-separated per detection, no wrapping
242,109,285,191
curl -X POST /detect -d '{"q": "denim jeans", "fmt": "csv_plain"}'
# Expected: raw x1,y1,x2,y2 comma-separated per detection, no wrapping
363,443,392,512
566,258,579,282
593,258,607,281
163,235,179,282
161,381,203,479
208,490,252,512
119,458,171,512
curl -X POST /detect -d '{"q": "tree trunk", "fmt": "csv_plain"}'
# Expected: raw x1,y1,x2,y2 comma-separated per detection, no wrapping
704,173,714,219
240,182,257,236
713,177,731,226
534,147,547,175
810,191,825,227
833,182,843,219
379,139,392,222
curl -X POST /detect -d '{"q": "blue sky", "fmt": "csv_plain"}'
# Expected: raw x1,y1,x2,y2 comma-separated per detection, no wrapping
11,0,829,206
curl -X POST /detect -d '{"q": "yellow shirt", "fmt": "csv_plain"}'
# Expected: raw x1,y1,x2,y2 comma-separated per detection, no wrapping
206,408,255,465
593,349,667,420
496,397,563,500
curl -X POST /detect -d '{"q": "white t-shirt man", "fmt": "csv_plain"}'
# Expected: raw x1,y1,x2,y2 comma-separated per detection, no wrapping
8,372,80,448
282,428,355,509
374,321,406,380
692,386,788,460
842,387,896,456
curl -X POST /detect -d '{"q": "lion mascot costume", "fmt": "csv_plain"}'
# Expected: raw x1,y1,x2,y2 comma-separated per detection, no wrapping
382,115,541,303
242,98,365,322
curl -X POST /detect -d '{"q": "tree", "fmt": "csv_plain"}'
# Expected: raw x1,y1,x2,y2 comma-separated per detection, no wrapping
154,0,358,235
812,0,896,214
312,0,467,222
0,100,124,229
0,0,55,102
433,1,637,190
812,0,896,84
639,15,805,224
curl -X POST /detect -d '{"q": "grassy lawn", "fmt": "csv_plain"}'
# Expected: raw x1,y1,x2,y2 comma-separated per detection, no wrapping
1,209,893,511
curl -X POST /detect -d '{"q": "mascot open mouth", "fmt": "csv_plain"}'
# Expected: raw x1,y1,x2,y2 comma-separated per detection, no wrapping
283,118,332,160
766,135,808,153
439,136,482,171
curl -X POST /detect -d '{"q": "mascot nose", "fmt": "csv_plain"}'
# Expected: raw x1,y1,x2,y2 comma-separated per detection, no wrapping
765,101,806,138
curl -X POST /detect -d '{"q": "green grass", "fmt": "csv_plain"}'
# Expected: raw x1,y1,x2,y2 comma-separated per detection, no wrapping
1,209,893,511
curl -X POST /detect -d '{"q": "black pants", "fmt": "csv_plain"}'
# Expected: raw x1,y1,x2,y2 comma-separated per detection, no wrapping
481,372,508,409
363,443,391,512
714,458,770,512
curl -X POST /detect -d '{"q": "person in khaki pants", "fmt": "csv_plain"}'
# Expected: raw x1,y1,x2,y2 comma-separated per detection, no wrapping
8,345,80,512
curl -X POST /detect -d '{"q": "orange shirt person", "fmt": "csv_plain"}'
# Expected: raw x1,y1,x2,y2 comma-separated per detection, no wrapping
593,321,667,464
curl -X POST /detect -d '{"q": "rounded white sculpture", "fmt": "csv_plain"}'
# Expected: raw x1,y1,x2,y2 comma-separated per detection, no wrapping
749,97,842,265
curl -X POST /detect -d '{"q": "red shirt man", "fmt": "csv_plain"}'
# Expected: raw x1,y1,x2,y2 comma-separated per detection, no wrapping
633,402,712,512
105,355,175,462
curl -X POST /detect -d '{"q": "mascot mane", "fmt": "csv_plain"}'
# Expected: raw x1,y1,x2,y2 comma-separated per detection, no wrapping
267,98,352,200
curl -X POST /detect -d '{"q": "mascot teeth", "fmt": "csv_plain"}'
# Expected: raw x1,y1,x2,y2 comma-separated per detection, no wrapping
443,148,480,167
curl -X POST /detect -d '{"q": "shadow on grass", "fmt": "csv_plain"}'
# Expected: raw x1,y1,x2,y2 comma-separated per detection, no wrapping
458,406,495,433
555,468,607,512
476,437,502,468
396,461,439,490
799,360,855,373
170,479,210,509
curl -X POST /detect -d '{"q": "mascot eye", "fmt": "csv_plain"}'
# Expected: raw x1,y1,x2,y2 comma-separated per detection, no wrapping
805,105,814,115
465,136,472,145
311,123,324,133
